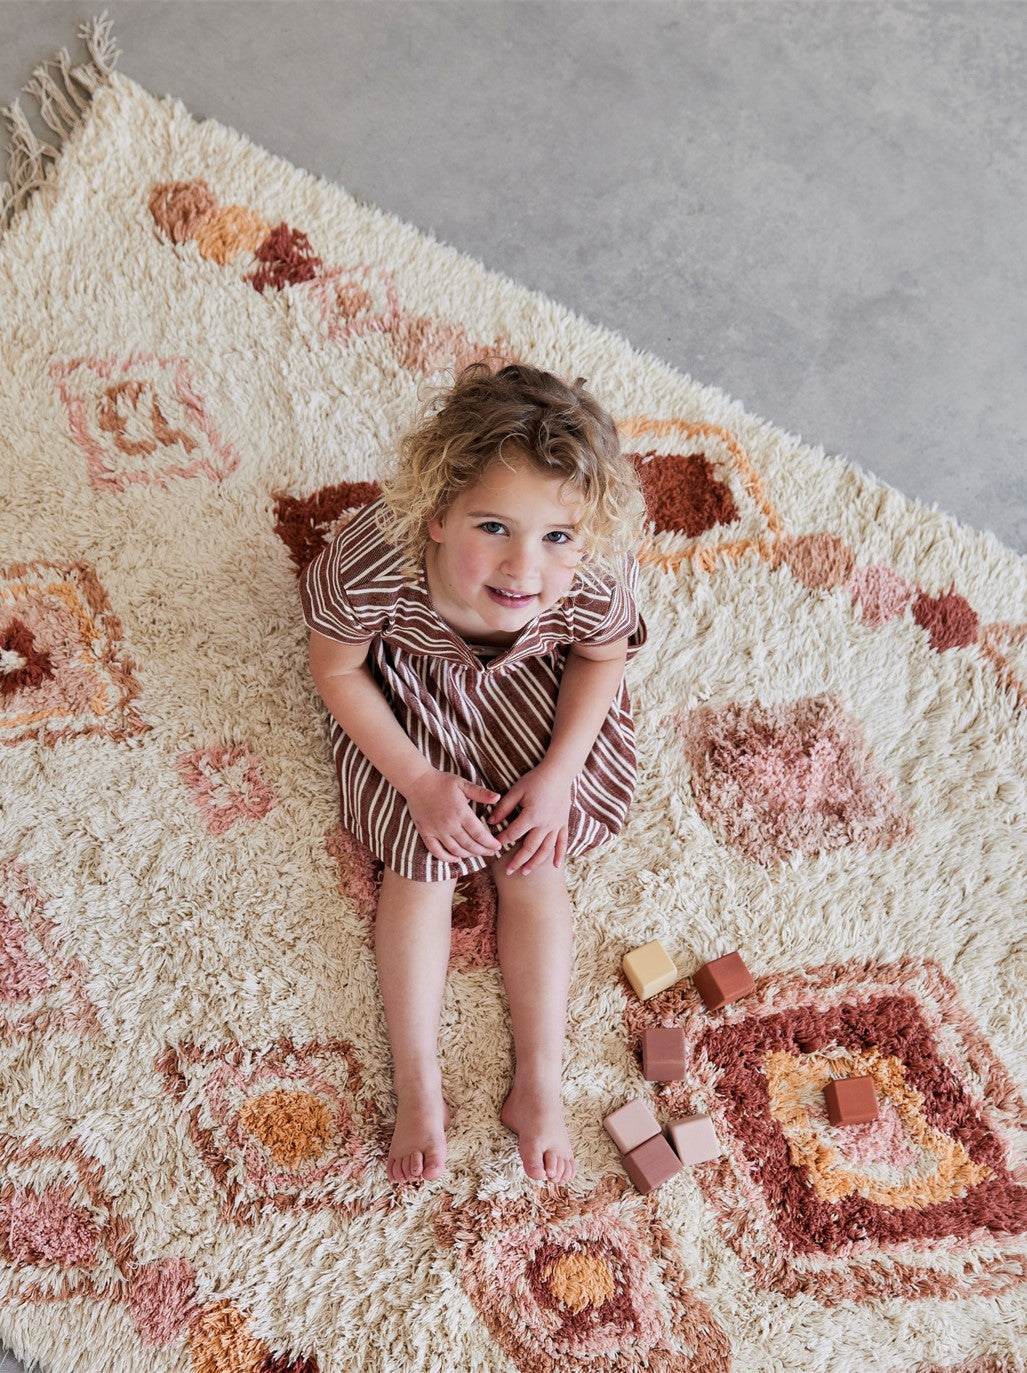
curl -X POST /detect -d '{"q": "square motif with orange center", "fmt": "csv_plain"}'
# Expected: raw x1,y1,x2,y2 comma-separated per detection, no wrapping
157,1039,383,1225
1,561,147,747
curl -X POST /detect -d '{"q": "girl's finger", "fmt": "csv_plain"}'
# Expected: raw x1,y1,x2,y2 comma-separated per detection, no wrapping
506,832,546,875
553,830,567,867
488,798,515,826
462,821,501,853
522,838,555,876
427,834,473,861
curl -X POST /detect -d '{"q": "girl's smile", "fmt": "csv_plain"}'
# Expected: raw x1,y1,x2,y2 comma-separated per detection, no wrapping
425,455,586,642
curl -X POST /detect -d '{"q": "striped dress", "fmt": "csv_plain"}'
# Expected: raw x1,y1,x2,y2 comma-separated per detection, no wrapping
300,498,647,881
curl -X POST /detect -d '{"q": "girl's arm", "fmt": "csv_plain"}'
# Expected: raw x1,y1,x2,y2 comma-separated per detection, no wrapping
487,635,630,874
308,630,432,796
307,631,501,862
543,636,631,779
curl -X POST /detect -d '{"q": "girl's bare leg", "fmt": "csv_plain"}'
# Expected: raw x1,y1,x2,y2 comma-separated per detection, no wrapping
375,866,457,1183
490,859,576,1184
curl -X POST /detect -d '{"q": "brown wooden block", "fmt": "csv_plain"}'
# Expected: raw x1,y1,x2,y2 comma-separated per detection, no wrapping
642,1025,687,1081
692,951,755,1011
824,1075,879,1125
621,1132,683,1194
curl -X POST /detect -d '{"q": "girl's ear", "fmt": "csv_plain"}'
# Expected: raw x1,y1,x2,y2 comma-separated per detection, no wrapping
426,508,446,543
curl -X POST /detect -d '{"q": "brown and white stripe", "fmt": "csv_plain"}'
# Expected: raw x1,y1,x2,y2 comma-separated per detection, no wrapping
300,498,646,882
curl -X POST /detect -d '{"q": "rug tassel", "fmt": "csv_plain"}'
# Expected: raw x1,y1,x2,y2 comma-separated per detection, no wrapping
0,10,119,241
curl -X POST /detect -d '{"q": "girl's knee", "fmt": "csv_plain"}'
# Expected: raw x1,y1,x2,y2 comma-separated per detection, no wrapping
487,856,569,898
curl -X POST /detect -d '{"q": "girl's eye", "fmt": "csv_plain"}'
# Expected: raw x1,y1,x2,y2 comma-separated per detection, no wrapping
479,521,506,535
545,530,573,545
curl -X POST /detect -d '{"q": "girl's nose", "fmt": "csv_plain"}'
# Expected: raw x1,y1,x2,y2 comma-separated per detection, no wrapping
500,542,535,580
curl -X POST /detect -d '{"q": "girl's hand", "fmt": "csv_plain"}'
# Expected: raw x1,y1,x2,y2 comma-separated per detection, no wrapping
488,761,575,876
404,769,503,864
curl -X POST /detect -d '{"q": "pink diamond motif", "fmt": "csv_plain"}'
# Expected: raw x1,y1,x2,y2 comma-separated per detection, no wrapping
0,1136,133,1304
51,353,242,493
0,859,99,1042
175,743,276,835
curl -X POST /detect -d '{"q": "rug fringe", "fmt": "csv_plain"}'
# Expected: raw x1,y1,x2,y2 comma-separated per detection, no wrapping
0,11,120,241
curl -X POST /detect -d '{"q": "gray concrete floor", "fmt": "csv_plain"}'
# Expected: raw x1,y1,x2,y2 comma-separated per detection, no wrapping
0,1,1024,1368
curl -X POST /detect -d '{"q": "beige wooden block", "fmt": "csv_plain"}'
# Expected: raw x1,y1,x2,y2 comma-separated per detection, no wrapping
622,939,678,1000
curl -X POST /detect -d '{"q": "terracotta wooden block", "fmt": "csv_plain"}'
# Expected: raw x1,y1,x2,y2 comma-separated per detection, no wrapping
642,1025,687,1081
692,951,755,1011
622,940,678,1000
824,1075,879,1125
603,1097,662,1154
621,1132,683,1194
668,1114,722,1165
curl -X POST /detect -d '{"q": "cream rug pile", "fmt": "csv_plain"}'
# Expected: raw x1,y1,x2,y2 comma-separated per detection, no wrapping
2,19,1026,1373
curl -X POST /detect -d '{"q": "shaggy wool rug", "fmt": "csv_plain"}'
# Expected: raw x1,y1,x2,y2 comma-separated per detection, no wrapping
2,18,1026,1373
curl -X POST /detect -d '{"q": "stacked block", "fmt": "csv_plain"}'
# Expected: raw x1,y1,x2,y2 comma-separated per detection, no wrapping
603,1098,682,1194
692,951,755,1011
824,1075,879,1125
622,940,678,1000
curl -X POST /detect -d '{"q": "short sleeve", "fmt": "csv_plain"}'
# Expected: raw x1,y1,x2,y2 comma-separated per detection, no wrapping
298,502,393,644
571,554,647,660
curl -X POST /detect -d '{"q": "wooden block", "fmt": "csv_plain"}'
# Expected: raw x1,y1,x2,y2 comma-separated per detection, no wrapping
621,1133,683,1194
824,1076,879,1125
604,1097,662,1154
623,940,678,1000
642,1025,687,1081
668,1114,721,1165
692,951,755,1011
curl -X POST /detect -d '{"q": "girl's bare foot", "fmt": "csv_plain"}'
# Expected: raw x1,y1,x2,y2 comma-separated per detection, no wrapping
501,1080,576,1184
387,1074,450,1184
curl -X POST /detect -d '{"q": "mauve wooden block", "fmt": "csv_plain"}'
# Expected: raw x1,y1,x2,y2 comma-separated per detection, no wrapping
692,951,755,1011
604,1097,662,1154
824,1075,879,1125
642,1025,687,1081
622,1133,683,1194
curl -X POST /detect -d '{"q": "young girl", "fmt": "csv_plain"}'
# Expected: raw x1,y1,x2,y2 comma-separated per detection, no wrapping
301,362,648,1186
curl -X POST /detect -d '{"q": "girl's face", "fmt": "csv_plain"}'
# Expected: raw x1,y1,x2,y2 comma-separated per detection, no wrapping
426,454,587,639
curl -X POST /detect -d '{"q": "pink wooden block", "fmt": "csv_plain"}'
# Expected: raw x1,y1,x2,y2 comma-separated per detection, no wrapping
668,1114,721,1165
604,1098,661,1154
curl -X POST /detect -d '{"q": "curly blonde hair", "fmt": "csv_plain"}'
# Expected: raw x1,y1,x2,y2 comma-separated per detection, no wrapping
376,362,648,579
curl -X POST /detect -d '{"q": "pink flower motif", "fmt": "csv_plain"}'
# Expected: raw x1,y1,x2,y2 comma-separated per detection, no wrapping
127,1258,201,1347
848,562,915,626
176,743,275,836
0,1184,101,1269
671,695,913,864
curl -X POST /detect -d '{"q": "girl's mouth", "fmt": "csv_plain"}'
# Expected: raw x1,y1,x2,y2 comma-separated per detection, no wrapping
486,586,535,608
